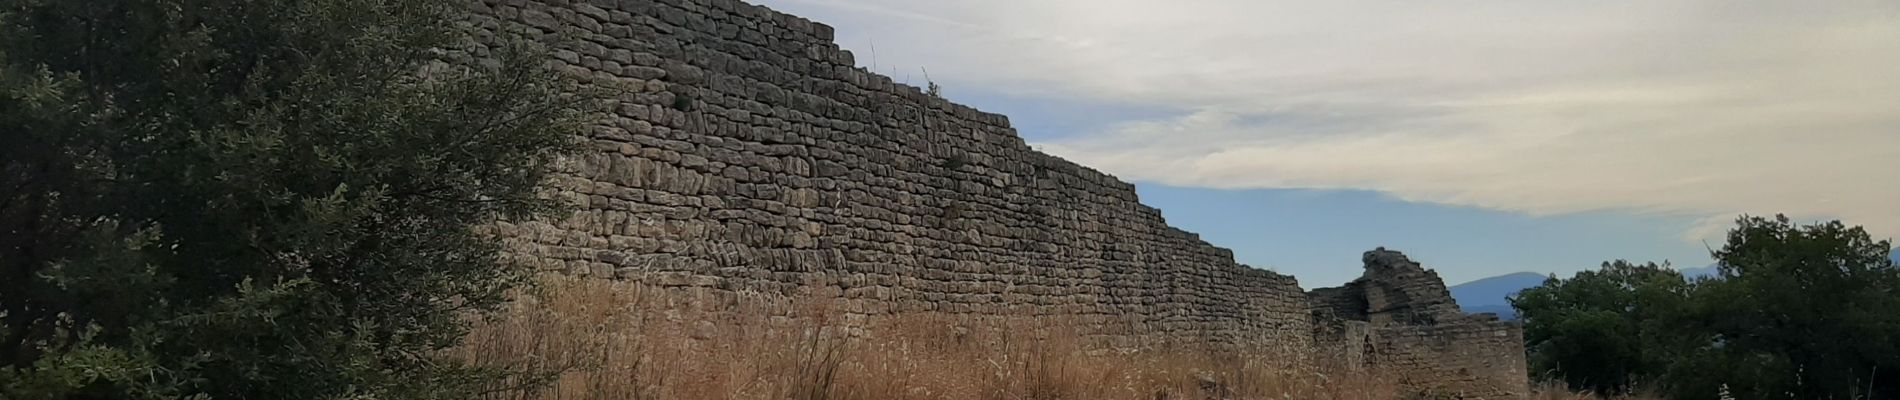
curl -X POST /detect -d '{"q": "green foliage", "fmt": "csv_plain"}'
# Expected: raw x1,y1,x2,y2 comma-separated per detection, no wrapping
671,93,694,111
1675,215,1900,400
0,0,598,398
1517,215,1900,399
1512,260,1692,393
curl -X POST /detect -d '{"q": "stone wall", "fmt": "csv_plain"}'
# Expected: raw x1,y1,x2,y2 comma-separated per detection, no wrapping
461,0,1525,395
1311,249,1530,399
466,0,1308,346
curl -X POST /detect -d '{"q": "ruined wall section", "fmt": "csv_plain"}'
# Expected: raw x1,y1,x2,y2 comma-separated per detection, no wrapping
1308,284,1368,322
1310,249,1530,399
1359,250,1467,326
1376,316,1528,399
467,0,1309,346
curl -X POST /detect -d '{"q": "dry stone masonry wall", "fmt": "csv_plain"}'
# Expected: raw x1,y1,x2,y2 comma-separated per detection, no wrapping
462,0,1525,396
468,0,1308,346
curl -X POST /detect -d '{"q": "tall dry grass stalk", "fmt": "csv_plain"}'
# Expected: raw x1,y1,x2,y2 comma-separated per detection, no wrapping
453,275,1409,400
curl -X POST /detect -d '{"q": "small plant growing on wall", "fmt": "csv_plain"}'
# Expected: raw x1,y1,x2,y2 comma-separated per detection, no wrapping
671,93,694,111
923,66,942,98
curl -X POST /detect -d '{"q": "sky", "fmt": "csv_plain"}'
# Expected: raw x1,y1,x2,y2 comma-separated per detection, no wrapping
755,0,1900,287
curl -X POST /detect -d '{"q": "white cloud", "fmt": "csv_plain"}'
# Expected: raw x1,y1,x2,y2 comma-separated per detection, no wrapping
763,0,1900,241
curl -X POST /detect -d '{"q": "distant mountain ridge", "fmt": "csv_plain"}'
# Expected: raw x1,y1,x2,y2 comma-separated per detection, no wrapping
1447,272,1548,320
1448,250,1899,320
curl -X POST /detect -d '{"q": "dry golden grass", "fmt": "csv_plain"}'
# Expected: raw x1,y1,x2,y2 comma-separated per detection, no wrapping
451,275,1609,400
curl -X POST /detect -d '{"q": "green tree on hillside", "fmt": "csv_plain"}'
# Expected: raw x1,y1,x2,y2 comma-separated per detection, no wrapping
1673,215,1900,400
1512,260,1695,394
1518,215,1900,399
0,0,598,398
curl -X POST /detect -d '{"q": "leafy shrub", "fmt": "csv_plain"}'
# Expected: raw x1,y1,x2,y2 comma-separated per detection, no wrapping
0,0,599,397
1517,215,1899,400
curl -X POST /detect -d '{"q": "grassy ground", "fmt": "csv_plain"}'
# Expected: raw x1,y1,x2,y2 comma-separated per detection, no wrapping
453,275,1651,400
